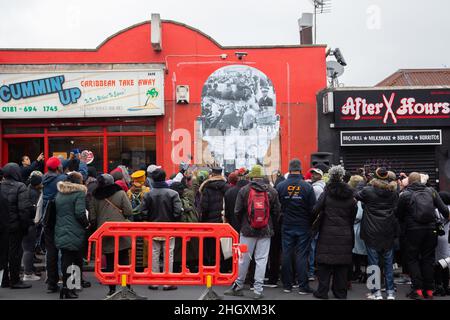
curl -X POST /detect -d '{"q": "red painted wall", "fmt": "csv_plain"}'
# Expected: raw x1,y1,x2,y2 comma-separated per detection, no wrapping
0,20,327,174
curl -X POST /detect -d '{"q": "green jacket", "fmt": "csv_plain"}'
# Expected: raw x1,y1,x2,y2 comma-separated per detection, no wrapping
55,181,89,251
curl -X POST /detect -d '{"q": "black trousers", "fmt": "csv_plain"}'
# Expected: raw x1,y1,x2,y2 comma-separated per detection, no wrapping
60,249,82,289
2,231,25,285
435,265,450,289
399,234,409,274
44,227,59,287
316,264,349,299
105,249,129,291
267,224,282,284
406,229,437,291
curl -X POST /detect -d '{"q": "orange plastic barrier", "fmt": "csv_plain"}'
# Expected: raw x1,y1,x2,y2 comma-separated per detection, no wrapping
88,222,247,287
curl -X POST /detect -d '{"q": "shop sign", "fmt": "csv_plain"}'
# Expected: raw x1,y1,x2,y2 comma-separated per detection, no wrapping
333,88,450,128
341,130,442,146
0,69,164,118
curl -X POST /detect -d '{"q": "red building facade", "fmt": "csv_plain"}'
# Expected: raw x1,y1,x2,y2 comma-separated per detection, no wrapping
0,19,326,175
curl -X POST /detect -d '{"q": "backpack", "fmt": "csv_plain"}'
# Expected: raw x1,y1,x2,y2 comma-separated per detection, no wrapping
409,188,436,224
247,188,270,229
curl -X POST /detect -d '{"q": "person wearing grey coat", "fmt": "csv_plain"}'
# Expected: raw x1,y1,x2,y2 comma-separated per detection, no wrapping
89,174,133,297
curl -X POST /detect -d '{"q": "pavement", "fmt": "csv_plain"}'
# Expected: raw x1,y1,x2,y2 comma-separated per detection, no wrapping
2,271,450,300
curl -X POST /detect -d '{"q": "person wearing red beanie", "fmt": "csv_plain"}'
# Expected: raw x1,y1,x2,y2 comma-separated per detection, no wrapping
46,157,61,171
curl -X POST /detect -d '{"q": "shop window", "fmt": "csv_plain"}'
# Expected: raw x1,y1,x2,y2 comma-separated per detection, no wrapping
108,136,156,173
48,126,102,132
48,137,104,174
7,138,44,165
107,125,156,132
3,127,44,134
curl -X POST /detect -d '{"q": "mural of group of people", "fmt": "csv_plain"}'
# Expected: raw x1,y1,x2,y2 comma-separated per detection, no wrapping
199,65,280,173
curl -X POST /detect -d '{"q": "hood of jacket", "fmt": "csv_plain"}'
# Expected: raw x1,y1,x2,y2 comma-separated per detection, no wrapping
3,163,22,182
93,183,123,200
249,180,269,192
370,178,397,195
326,181,354,200
312,179,326,189
405,182,428,192
199,175,227,193
43,171,60,187
57,181,87,194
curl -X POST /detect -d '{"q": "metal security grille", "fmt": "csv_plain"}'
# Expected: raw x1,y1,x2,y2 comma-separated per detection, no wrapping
341,146,438,188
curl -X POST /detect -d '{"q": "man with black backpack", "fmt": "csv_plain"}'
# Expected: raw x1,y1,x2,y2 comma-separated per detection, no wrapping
224,165,280,299
397,172,449,300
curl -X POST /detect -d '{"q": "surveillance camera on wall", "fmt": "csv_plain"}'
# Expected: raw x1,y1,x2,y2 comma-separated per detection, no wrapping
333,48,347,66
235,52,248,60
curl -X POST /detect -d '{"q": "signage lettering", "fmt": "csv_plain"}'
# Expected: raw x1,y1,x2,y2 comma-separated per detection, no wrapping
341,130,442,146
334,89,450,128
0,75,81,106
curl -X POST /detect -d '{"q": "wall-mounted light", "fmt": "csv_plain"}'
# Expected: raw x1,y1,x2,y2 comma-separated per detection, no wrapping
234,52,248,60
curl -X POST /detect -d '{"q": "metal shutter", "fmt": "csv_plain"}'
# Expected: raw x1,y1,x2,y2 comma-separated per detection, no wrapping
341,146,438,188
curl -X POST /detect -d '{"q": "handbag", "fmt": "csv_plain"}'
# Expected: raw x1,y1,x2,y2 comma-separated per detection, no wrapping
220,238,233,260
104,198,123,215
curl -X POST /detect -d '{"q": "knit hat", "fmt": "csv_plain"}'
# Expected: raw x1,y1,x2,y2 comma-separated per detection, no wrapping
374,167,389,180
288,159,302,172
98,174,114,186
111,170,124,182
30,174,42,187
197,170,209,184
237,167,248,176
248,165,264,179
228,171,239,185
328,165,346,182
46,157,61,171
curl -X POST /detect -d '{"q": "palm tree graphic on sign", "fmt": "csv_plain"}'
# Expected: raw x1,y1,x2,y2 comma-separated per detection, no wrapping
145,88,159,105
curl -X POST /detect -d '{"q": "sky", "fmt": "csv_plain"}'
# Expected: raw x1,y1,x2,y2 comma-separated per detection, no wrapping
0,0,449,86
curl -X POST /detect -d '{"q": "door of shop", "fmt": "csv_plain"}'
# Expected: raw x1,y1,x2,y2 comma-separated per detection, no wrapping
341,146,438,189
4,138,44,165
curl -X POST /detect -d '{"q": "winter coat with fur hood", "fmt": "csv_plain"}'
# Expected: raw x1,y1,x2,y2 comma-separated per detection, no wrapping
356,178,399,251
312,182,357,265
199,175,230,222
55,181,89,251
89,184,133,253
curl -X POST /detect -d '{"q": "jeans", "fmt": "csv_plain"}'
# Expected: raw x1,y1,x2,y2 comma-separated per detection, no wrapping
281,225,311,290
22,225,37,274
152,238,175,273
235,235,271,294
309,233,319,277
366,246,395,295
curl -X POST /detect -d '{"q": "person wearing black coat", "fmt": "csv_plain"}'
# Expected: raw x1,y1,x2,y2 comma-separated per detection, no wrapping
355,167,399,300
396,172,449,300
199,167,230,266
311,166,357,299
20,153,44,183
0,163,33,289
224,175,249,232
0,191,9,283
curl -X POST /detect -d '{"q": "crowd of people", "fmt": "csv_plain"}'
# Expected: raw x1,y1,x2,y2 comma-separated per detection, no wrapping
0,151,449,301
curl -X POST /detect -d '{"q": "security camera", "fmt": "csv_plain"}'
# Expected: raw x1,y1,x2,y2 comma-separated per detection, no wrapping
235,52,248,60
333,48,347,66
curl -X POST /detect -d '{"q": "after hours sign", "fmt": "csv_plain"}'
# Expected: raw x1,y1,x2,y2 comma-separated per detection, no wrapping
333,88,450,128
0,69,164,118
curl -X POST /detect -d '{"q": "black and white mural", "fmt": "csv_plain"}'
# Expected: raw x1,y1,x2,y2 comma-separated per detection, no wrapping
198,65,280,173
